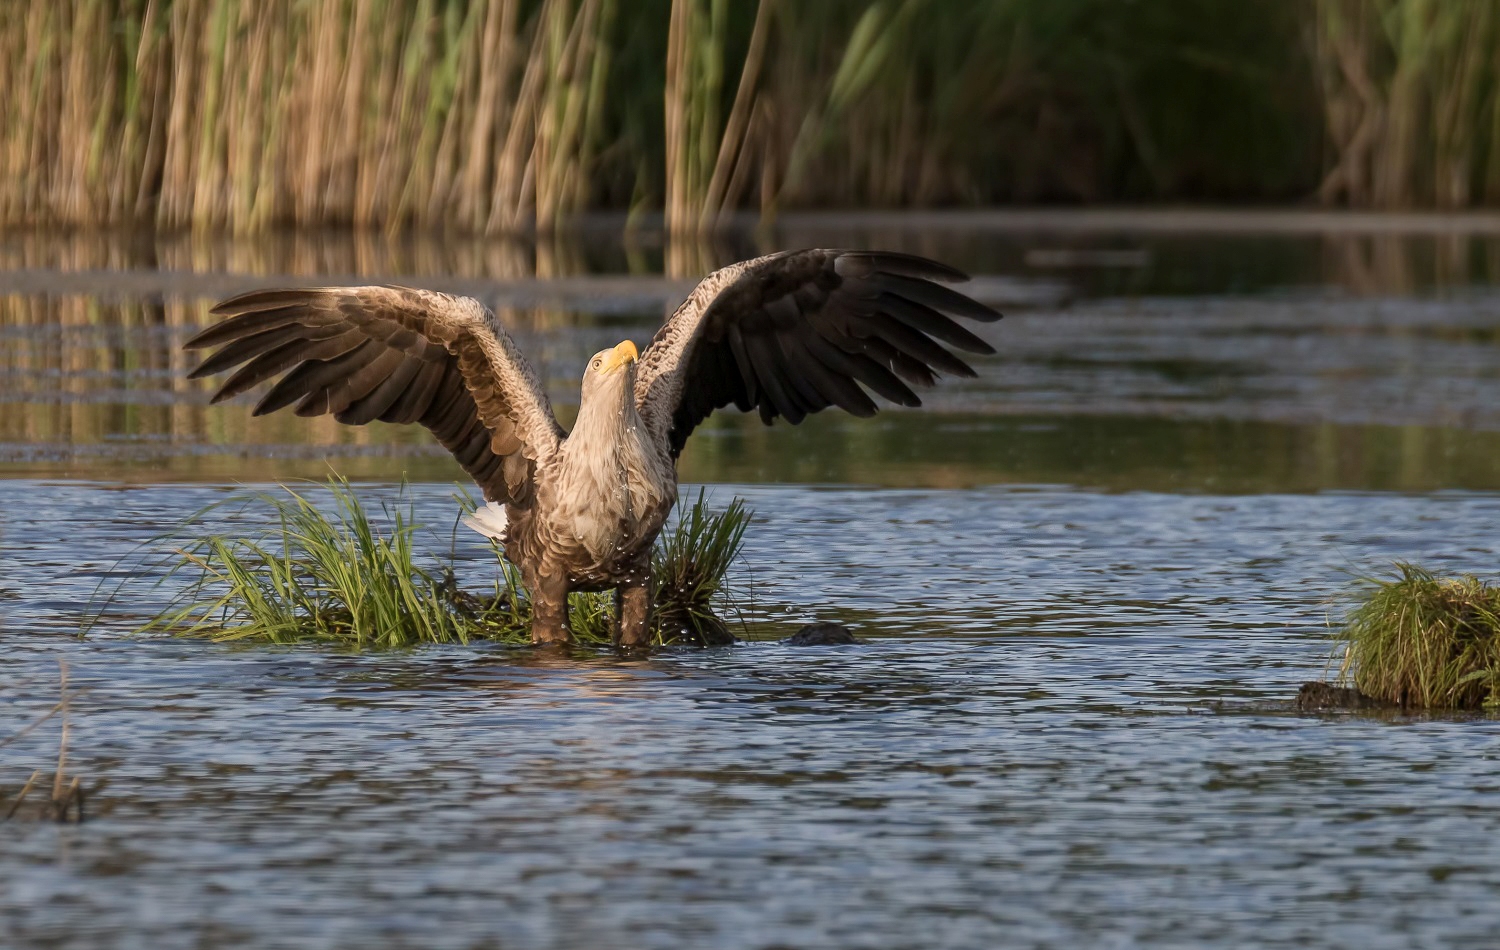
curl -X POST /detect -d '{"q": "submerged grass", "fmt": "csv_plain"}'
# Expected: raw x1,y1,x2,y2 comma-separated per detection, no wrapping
111,478,750,649
1334,563,1500,710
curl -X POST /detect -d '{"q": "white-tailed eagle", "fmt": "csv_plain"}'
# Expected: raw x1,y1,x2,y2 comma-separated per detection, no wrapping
186,250,1002,645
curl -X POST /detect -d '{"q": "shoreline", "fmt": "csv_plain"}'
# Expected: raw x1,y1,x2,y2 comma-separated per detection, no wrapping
12,207,1500,245
0,269,1068,311
556,206,1500,236
768,207,1500,236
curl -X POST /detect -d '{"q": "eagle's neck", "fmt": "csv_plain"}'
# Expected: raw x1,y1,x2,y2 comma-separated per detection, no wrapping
569,375,644,464
559,376,667,561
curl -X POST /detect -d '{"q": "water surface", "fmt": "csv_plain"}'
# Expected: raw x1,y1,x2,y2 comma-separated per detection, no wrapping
5,223,1500,949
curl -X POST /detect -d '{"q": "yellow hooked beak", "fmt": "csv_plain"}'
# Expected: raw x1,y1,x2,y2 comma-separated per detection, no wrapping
600,339,638,374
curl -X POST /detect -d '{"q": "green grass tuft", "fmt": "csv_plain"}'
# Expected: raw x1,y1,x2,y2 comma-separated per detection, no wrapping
650,489,750,644
1334,563,1500,710
109,478,751,649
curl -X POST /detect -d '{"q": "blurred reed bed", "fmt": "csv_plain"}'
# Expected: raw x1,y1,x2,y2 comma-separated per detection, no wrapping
1,0,1498,231
2,0,617,233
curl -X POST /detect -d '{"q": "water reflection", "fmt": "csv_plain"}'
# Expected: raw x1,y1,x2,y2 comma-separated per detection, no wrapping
5,280,1500,491
0,226,769,284
0,294,418,456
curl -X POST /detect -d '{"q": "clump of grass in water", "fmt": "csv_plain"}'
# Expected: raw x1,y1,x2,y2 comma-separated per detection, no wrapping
650,492,750,645
118,479,749,648
1335,563,1500,710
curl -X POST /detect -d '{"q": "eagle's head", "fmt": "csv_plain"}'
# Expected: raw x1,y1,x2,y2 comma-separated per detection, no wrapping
582,339,637,388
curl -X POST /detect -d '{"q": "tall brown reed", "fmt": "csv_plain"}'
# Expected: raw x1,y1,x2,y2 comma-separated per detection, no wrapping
663,0,773,238
1315,0,1500,208
1,0,616,234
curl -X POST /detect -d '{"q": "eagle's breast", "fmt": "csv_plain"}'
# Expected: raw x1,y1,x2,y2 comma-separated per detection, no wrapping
546,405,675,573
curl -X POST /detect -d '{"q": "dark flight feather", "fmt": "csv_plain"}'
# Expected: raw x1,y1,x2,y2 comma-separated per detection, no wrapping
186,286,555,503
638,249,1002,457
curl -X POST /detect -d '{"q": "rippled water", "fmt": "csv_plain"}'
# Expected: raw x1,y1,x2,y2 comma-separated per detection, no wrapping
6,223,1500,949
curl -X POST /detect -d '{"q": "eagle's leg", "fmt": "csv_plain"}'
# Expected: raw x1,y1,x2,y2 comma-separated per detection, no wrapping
527,568,573,644
614,561,653,648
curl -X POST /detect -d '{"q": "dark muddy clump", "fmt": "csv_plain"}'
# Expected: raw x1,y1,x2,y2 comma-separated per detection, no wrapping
1295,681,1391,711
784,623,860,646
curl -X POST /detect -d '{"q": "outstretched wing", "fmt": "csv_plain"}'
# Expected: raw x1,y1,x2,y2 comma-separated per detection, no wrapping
635,249,1002,457
184,286,564,503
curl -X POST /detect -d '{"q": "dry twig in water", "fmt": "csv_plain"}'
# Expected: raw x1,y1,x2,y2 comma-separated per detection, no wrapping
2,659,85,823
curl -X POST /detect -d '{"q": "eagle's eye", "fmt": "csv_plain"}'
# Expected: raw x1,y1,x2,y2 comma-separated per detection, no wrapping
591,357,602,370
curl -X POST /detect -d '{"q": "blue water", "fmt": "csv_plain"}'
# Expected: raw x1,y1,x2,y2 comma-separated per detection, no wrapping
6,226,1500,948
6,481,1500,949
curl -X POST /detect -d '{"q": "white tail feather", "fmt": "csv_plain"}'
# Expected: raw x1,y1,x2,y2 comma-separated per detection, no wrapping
462,502,510,542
